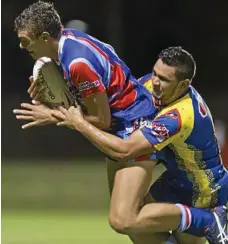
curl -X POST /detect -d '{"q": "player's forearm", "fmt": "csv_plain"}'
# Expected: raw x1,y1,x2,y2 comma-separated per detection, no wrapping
83,114,111,129
74,120,130,161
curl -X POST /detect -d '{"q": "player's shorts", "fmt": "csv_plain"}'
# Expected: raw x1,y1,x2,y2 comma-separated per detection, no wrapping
106,117,164,162
150,170,228,208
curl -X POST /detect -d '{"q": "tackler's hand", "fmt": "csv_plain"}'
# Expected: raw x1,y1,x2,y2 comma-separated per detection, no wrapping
13,103,59,129
51,101,85,130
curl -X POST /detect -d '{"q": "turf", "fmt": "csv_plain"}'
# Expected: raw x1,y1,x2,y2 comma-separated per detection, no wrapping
2,161,218,244
2,161,164,244
2,211,131,244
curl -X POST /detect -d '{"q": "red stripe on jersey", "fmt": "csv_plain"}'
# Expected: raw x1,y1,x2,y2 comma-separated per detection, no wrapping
70,61,99,86
134,155,151,162
110,80,137,109
77,37,110,61
168,109,182,137
106,63,125,97
80,85,105,98
63,32,75,38
69,61,105,98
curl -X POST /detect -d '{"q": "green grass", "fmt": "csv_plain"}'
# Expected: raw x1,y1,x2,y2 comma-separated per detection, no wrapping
2,210,131,244
2,161,216,244
2,161,165,244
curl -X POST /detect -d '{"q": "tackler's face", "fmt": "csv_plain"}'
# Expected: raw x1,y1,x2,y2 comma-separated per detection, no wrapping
17,30,52,60
151,59,188,105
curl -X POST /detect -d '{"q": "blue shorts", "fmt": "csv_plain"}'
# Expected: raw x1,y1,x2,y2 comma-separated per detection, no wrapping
107,117,164,162
150,171,228,208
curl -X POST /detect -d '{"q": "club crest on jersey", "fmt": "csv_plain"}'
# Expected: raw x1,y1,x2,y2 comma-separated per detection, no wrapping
151,122,169,141
78,80,100,91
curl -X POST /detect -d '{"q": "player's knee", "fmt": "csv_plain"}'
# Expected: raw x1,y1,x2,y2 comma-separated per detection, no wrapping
108,214,126,234
109,213,134,235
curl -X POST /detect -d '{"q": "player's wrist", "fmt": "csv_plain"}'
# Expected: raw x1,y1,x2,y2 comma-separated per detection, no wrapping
73,117,87,131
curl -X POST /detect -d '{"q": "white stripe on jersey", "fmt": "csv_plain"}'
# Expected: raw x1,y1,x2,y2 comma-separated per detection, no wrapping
59,34,112,86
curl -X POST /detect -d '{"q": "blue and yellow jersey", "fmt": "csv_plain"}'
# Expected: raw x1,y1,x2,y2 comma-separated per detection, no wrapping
139,74,228,208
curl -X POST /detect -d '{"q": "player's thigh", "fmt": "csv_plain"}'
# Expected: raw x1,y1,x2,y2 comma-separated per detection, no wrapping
106,157,125,196
173,232,206,244
108,161,171,243
109,160,157,222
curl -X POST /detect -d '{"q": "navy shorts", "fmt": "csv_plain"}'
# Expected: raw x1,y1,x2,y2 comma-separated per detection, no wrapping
150,171,228,208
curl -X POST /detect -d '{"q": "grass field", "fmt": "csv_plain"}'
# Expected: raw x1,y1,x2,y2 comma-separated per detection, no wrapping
2,160,150,244
2,211,131,244
2,160,219,244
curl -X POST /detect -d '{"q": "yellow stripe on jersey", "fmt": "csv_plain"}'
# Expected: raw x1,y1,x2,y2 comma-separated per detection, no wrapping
154,94,215,208
153,93,194,151
143,79,153,93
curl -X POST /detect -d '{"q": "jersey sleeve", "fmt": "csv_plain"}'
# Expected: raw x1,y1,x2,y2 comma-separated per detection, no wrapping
62,38,107,98
69,59,105,98
138,73,153,93
138,73,152,85
140,109,182,150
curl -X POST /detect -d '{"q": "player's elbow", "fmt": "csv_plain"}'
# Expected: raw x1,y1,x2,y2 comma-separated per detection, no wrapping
117,153,132,162
85,114,111,129
113,146,133,162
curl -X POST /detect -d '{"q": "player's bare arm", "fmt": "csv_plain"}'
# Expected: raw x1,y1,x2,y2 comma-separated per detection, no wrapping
52,104,154,161
69,60,111,130
83,92,111,129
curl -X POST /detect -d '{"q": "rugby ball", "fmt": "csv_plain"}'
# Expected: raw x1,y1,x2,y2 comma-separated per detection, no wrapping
33,57,74,108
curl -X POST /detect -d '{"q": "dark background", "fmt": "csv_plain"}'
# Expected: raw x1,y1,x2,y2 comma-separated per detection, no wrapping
2,0,228,160
2,2,228,243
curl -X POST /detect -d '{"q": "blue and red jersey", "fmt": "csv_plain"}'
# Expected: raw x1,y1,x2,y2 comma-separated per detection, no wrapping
58,28,155,121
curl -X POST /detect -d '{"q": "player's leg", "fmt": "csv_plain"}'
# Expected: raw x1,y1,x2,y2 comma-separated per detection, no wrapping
146,176,228,244
108,160,226,240
106,157,123,195
108,160,182,234
106,158,169,244
106,159,221,244
143,190,207,244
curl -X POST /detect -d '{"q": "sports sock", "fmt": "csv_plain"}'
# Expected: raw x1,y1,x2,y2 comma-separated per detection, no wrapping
175,203,214,237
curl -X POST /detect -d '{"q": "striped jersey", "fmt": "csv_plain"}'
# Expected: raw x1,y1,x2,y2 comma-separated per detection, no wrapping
58,28,154,121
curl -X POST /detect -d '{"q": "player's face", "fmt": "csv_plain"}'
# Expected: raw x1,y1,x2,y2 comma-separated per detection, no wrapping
17,30,53,60
152,59,188,105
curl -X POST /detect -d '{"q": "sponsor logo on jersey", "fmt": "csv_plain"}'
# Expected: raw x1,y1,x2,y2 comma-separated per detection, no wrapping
151,122,169,141
78,80,100,91
133,117,148,129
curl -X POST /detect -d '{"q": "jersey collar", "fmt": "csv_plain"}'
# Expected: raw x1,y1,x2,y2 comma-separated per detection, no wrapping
153,87,190,110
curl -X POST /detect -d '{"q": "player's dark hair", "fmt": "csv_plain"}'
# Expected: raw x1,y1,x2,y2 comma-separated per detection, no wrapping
14,1,62,39
158,46,196,82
